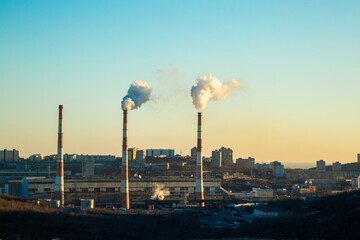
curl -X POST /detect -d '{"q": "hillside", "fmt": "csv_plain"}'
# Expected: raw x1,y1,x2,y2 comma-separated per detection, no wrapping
1,192,360,239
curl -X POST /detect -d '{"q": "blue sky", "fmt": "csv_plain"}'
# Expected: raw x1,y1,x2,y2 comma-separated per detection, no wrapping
1,1,360,168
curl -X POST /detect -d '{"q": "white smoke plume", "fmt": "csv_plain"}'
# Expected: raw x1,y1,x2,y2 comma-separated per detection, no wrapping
191,74,242,110
151,184,170,201
121,81,152,110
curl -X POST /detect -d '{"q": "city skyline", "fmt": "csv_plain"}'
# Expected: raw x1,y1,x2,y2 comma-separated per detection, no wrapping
1,1,360,168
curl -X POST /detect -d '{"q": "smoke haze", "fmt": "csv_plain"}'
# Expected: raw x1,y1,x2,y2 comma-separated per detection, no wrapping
191,74,242,110
122,81,152,110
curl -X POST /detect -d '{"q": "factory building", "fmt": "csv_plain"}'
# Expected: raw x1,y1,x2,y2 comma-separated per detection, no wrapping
146,149,175,157
20,177,221,200
316,160,326,171
236,157,255,168
219,147,233,165
0,149,20,162
211,150,221,167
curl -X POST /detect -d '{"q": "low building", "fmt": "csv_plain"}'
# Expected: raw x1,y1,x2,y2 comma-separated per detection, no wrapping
146,149,175,157
76,155,115,163
236,157,255,168
256,163,270,171
64,154,77,162
29,154,44,161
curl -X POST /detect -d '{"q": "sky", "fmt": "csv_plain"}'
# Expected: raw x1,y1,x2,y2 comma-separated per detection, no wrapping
1,0,360,168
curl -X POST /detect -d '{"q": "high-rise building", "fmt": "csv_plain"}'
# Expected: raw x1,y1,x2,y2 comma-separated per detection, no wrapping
357,153,360,163
332,162,342,173
211,150,221,167
82,159,95,177
0,149,20,162
236,157,255,168
128,148,138,162
316,160,326,171
136,150,145,162
219,147,233,165
190,147,197,159
270,161,284,177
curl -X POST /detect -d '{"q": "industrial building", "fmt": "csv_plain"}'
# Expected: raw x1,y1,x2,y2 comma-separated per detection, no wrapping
0,149,20,162
20,177,221,201
146,149,175,157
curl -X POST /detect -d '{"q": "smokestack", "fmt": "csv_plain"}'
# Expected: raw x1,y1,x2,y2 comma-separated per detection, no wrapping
121,110,130,209
196,112,204,207
55,105,64,206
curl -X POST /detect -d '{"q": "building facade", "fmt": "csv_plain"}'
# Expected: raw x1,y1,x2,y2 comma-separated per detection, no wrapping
332,162,342,173
316,160,326,171
82,159,95,177
21,177,221,200
0,149,20,162
219,147,233,165
236,157,255,168
211,150,221,167
146,149,175,157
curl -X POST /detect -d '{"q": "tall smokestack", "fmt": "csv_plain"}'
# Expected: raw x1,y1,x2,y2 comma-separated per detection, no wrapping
121,110,130,209
55,105,64,206
196,112,204,207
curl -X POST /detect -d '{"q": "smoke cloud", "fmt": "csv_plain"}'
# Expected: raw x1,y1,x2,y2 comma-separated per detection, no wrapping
151,184,170,200
191,74,242,110
122,81,152,110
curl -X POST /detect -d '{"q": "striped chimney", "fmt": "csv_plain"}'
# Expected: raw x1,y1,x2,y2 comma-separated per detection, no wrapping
196,112,205,207
120,110,130,209
55,105,64,206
